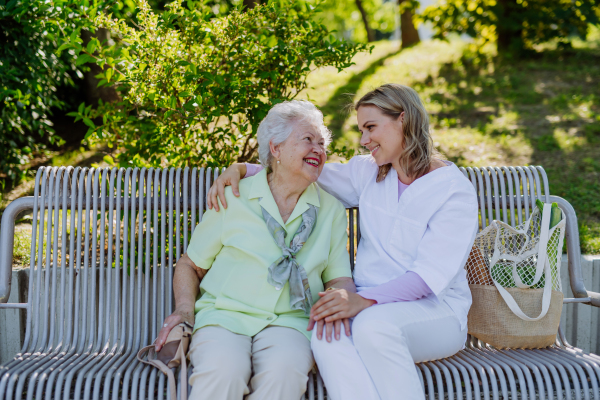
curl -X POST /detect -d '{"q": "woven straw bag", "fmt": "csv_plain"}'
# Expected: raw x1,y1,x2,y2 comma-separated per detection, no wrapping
466,203,566,349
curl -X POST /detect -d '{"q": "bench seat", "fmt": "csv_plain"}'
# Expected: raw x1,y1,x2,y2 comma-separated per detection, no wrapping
1,166,598,400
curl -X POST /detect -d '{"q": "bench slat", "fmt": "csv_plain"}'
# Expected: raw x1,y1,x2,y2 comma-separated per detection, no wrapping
0,165,598,400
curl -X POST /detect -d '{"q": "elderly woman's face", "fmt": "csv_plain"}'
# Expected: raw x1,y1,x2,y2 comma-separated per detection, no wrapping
275,121,327,183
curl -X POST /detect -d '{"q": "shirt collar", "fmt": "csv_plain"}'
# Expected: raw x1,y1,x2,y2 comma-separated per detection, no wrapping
248,169,321,227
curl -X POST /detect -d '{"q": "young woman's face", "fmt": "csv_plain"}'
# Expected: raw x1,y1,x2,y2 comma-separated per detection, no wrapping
357,105,404,166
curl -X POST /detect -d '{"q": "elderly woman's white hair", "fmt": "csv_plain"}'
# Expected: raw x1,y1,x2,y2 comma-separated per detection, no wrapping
257,100,332,168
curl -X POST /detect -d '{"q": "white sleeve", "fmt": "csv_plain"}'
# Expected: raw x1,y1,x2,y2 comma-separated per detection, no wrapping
317,155,377,208
410,188,479,296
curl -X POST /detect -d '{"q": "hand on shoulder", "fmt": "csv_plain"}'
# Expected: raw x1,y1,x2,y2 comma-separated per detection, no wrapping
207,163,246,211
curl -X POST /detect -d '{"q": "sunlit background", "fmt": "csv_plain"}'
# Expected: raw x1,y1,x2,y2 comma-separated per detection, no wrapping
1,0,599,252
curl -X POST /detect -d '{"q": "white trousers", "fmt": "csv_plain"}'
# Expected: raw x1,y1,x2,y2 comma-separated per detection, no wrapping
189,326,314,400
311,298,467,400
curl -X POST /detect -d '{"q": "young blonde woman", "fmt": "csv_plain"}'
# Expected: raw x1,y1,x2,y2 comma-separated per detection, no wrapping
207,84,479,400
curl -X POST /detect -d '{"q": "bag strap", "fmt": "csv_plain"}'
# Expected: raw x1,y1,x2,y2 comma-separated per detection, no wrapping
179,331,191,400
511,203,552,289
137,344,179,400
490,203,554,321
137,323,192,400
494,261,553,321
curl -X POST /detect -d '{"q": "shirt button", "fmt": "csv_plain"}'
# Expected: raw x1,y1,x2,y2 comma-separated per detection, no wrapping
267,316,274,320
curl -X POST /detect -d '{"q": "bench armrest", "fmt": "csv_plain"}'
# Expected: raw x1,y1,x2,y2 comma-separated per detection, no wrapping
549,196,589,299
0,197,34,303
585,291,600,308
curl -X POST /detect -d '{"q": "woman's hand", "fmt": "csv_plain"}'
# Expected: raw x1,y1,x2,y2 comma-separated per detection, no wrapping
310,289,376,323
155,307,195,351
307,315,351,342
207,163,246,211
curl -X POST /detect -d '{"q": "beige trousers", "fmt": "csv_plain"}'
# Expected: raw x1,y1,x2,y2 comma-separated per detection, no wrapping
188,326,314,400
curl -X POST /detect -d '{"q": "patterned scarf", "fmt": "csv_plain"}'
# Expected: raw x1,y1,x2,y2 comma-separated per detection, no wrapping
260,188,319,315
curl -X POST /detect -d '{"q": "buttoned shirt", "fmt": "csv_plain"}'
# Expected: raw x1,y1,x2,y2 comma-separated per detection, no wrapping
317,156,479,330
186,169,352,340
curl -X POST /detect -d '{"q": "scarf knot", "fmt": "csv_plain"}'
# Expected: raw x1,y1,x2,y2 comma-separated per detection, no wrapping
260,197,319,315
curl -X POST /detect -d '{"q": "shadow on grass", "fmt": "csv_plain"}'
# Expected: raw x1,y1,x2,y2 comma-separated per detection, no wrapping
322,47,401,141
414,48,600,252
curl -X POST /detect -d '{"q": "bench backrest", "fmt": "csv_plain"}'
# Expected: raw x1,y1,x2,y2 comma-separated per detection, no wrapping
0,165,585,356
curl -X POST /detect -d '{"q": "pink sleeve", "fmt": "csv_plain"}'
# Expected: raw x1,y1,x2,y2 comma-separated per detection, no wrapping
244,163,264,178
358,271,432,305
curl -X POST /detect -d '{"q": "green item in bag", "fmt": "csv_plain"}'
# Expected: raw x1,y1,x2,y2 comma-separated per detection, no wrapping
492,202,562,289
536,199,562,229
536,199,562,289
491,262,545,289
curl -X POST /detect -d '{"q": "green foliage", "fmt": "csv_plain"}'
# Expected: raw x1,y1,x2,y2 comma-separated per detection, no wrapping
307,0,397,43
421,0,600,55
0,0,91,180
0,0,175,183
67,0,368,168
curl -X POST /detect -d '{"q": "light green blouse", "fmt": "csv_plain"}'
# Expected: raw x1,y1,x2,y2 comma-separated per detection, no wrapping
186,169,352,340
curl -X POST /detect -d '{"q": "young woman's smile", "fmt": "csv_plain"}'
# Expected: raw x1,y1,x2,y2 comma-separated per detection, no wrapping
357,105,404,167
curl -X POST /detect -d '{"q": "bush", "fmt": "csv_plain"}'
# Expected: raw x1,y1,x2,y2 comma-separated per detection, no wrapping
0,0,88,180
0,0,177,183
68,0,369,168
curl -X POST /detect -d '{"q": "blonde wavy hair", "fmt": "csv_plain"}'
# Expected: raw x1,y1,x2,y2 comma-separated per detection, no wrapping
355,83,439,183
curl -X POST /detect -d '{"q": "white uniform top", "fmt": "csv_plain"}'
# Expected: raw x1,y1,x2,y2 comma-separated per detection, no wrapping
317,155,479,329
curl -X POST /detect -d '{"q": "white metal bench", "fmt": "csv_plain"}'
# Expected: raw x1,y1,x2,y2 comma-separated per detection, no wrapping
0,165,599,400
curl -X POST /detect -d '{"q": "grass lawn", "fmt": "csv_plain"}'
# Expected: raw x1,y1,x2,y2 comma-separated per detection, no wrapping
298,36,600,254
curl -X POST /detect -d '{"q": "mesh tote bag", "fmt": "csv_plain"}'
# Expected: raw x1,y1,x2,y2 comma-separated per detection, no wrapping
465,201,566,349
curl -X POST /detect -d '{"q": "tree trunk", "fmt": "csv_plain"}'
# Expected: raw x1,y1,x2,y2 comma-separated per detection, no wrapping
354,0,376,42
398,0,420,48
496,0,523,54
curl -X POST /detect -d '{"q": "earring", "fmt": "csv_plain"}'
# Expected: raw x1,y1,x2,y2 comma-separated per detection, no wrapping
277,160,280,164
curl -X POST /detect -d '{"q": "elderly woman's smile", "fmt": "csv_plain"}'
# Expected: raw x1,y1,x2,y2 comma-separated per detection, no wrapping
272,121,327,186
304,158,320,167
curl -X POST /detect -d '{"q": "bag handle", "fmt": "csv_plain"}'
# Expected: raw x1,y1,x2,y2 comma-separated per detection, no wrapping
511,203,551,290
137,323,192,400
491,203,554,321
137,343,180,400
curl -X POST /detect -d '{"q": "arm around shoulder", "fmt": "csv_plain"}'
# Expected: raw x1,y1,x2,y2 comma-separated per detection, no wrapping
207,163,248,211
317,156,377,208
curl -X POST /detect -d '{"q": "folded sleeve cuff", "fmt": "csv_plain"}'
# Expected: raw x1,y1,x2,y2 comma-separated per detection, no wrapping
244,163,263,178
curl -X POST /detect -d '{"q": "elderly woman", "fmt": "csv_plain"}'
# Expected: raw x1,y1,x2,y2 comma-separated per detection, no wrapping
155,100,354,400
